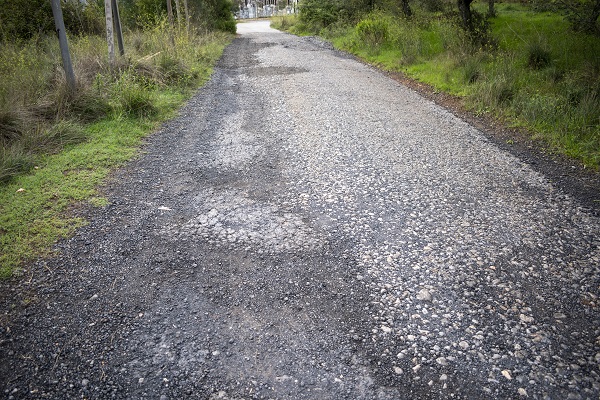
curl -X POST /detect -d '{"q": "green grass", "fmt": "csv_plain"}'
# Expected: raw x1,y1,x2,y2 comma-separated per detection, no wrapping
274,2,600,168
0,29,232,278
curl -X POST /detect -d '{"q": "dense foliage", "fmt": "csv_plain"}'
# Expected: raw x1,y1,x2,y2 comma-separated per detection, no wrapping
298,0,599,37
0,0,236,40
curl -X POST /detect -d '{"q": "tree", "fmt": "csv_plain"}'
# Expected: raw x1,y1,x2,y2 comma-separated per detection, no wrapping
457,0,474,32
401,0,412,17
488,0,495,18
554,0,600,33
0,0,104,40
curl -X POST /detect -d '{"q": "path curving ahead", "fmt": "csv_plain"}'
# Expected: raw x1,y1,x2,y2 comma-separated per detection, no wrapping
1,21,599,400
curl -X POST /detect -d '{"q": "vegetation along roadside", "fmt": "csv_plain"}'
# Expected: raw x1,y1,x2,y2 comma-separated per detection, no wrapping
0,0,236,278
272,0,600,170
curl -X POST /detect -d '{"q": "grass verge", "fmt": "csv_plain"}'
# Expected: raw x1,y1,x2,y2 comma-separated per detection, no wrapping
0,29,232,278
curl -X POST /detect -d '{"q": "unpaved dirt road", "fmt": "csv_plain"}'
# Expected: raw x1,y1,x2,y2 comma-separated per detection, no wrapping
1,21,599,399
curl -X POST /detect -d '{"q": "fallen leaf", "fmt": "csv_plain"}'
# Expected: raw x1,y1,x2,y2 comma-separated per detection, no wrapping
16,188,25,193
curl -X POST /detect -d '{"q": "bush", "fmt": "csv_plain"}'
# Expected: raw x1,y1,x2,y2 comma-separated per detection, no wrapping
356,18,390,47
299,0,339,31
0,0,105,40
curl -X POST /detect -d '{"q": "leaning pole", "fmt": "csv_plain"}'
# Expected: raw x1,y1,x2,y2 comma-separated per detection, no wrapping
50,0,76,91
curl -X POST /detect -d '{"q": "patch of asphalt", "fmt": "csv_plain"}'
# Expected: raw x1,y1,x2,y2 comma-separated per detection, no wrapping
1,22,599,399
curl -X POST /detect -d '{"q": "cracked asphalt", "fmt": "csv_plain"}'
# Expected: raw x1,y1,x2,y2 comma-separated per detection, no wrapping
1,20,599,399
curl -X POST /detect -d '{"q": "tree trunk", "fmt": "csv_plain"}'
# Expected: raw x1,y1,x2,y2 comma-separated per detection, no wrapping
401,0,412,17
488,0,495,17
457,0,474,32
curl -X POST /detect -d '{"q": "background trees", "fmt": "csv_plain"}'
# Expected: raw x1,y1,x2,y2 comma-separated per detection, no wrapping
297,0,599,37
0,0,235,41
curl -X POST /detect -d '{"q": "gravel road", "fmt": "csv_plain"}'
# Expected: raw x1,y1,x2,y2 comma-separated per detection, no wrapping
1,20,599,399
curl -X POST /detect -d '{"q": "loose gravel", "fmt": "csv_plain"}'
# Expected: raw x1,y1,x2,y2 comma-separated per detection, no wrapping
1,21,599,399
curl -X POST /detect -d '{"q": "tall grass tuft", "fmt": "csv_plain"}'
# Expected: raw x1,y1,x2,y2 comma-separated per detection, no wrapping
114,71,157,118
527,38,552,69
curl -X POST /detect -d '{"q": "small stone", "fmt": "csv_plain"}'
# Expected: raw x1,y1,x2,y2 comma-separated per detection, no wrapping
381,325,392,333
458,341,469,350
138,378,144,384
554,313,566,319
81,379,89,387
519,314,534,323
393,367,403,374
440,374,448,381
518,388,528,397
407,335,416,341
501,370,512,380
436,357,448,366
416,289,432,302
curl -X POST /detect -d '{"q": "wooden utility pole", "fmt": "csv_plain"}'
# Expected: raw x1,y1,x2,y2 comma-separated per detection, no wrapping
104,0,115,64
50,0,76,91
112,0,125,56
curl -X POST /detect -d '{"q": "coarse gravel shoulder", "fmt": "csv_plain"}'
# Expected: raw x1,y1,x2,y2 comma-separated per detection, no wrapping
1,20,599,399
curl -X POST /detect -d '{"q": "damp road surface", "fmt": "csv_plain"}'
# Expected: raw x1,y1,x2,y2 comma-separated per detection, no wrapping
1,20,599,400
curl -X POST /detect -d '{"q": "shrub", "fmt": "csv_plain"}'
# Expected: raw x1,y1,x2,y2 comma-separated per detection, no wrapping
356,18,390,47
299,0,339,31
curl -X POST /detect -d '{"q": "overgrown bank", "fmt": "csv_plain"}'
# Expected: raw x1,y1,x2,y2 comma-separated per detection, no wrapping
272,2,600,169
0,27,233,278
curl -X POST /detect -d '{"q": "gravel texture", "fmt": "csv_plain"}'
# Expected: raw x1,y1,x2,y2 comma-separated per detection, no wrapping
1,21,599,399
